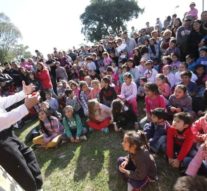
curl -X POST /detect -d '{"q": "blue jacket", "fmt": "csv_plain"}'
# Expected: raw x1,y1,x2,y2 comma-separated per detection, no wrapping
144,121,170,141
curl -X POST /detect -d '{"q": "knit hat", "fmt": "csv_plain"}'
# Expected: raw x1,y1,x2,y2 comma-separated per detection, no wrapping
199,46,207,52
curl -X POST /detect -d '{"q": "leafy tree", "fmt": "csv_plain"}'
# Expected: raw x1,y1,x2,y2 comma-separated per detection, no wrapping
11,44,32,60
80,0,143,42
0,13,23,64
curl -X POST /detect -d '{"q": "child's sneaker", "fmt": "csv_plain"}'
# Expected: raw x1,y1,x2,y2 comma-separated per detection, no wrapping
80,135,87,141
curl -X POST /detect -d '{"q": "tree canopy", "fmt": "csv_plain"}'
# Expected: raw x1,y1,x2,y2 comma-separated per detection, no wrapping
0,13,31,64
80,0,143,42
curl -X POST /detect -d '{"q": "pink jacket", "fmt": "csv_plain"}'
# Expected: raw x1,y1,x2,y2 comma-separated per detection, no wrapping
187,8,198,19
186,144,207,176
192,116,207,142
158,83,171,98
145,95,166,113
88,88,100,99
103,57,112,67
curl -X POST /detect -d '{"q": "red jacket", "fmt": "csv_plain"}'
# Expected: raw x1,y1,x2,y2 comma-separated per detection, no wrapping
36,69,53,90
166,126,195,161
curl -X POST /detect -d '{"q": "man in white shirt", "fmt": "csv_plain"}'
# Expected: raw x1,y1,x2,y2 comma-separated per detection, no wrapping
0,81,43,191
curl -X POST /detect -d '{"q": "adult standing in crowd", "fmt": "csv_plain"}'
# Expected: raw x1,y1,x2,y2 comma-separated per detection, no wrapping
122,31,137,57
176,15,192,60
187,19,204,58
201,11,207,35
186,2,198,20
36,61,57,99
0,81,43,191
46,54,57,94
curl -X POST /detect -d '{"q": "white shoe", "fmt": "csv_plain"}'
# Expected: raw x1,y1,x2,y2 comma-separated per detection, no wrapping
80,135,87,141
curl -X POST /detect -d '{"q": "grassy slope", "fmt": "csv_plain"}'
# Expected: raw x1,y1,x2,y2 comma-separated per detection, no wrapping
17,122,179,191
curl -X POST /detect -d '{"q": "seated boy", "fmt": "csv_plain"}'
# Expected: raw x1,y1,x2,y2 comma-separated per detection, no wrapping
167,112,195,170
45,91,59,111
180,71,197,97
144,108,170,153
195,46,207,69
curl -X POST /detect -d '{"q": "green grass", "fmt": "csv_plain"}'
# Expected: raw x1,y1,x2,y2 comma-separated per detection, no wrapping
16,121,179,191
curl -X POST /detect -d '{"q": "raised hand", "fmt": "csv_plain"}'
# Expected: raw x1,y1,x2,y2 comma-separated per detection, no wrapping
22,81,35,95
24,93,40,110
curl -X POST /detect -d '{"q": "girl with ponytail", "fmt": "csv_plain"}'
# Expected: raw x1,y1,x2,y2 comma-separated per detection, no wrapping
117,130,157,191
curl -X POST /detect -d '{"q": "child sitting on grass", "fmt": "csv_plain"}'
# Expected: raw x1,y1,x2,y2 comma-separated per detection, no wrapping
63,106,87,143
180,71,197,97
69,80,80,98
65,89,83,117
79,81,92,116
119,72,138,116
39,101,62,120
143,60,158,83
33,110,63,149
185,139,207,176
45,91,59,111
192,112,207,143
175,62,197,85
167,112,195,170
162,64,175,88
167,84,193,118
170,53,181,73
88,79,101,99
156,74,171,98
144,108,170,153
87,99,112,133
139,83,166,128
137,77,147,99
99,76,117,107
117,131,157,191
111,98,137,131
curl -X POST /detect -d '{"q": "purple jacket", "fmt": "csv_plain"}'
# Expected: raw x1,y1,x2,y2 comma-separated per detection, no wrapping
168,94,192,112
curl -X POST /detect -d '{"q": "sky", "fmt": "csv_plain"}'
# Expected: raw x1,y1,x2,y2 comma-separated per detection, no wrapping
0,0,206,55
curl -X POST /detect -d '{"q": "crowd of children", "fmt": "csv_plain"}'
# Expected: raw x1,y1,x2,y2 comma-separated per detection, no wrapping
1,2,207,191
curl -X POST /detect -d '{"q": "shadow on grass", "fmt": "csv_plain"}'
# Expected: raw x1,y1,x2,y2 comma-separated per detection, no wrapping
15,119,79,178
107,131,127,191
73,132,105,181
35,143,78,177
17,115,180,191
